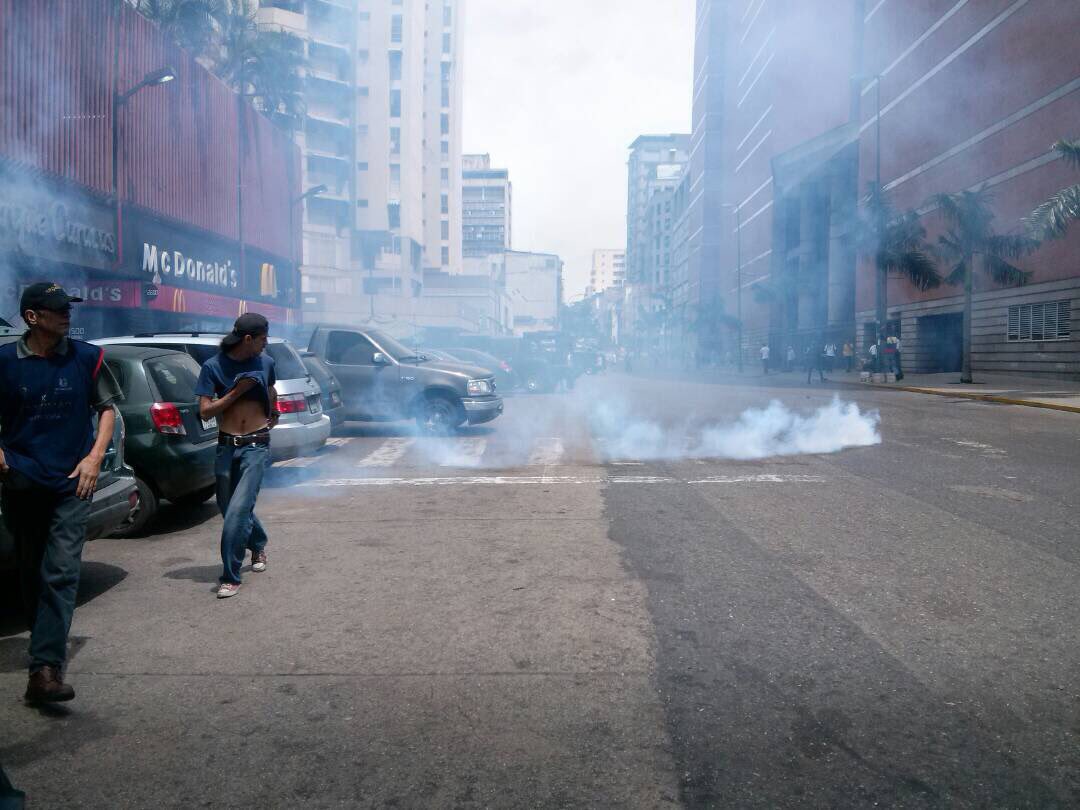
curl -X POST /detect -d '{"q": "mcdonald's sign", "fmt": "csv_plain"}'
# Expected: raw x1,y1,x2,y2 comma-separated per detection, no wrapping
172,288,187,313
238,299,249,317
260,263,277,297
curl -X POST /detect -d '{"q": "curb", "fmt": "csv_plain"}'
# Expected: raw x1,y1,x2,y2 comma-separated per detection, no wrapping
851,382,1080,414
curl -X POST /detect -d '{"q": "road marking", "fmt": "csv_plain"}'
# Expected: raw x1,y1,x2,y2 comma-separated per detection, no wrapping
942,438,1007,456
528,437,564,466
432,437,487,467
356,438,414,468
302,473,828,488
274,455,320,468
325,437,353,447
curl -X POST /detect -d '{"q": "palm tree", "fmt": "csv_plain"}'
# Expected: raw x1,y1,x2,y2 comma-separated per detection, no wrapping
855,183,941,338
1026,139,1080,240
132,0,227,60
932,188,1037,383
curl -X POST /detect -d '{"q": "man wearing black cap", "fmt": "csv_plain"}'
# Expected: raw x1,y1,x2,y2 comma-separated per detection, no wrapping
194,313,278,598
0,282,122,704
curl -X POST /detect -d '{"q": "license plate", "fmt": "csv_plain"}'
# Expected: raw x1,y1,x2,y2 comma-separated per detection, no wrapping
201,417,217,431
307,396,322,414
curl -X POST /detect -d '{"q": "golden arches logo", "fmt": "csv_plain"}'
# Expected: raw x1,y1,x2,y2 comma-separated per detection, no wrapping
260,263,277,297
238,299,249,317
172,288,186,313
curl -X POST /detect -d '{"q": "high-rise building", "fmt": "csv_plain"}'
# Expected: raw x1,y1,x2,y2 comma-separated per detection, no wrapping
259,0,465,326
462,154,512,258
626,135,690,287
589,249,625,295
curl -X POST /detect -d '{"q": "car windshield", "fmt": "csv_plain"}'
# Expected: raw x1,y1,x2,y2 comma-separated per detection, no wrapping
368,330,417,362
265,342,308,380
146,354,201,403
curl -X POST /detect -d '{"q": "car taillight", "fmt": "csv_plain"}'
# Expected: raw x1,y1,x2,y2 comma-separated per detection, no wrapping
275,393,307,414
150,402,186,435
499,361,512,372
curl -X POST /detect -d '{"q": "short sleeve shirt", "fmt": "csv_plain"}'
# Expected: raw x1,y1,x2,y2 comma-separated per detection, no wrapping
194,350,276,416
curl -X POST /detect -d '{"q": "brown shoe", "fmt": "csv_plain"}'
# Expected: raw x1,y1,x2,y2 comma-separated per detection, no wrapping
25,666,75,704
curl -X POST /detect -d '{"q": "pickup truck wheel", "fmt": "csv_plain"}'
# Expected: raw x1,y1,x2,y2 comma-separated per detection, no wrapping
417,393,462,435
110,475,158,538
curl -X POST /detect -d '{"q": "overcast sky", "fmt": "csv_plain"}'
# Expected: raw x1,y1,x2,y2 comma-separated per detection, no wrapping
462,0,694,300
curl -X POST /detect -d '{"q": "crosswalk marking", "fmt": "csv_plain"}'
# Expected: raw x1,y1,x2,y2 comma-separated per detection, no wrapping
356,437,415,467
433,436,487,467
528,437,564,466
325,437,353,447
274,455,320,468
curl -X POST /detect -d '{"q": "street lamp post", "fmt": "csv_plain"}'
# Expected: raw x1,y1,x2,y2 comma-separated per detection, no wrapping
721,202,743,372
291,185,327,317
112,67,176,273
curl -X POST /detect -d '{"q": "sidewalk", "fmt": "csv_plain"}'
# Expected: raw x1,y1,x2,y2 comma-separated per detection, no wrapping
635,365,1080,414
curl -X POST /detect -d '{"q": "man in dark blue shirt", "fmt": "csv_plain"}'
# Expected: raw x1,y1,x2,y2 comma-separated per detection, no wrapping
194,313,278,598
0,282,122,704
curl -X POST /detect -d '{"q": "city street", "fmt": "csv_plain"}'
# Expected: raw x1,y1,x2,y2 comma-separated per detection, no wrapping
2,372,1078,808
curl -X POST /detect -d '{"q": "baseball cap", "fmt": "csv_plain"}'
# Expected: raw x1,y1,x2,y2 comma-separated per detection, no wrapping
221,312,270,348
20,282,83,314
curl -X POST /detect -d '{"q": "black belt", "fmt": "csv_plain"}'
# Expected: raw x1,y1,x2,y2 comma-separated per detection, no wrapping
218,430,271,447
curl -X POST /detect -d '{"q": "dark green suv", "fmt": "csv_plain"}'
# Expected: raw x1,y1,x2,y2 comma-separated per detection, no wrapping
101,345,219,536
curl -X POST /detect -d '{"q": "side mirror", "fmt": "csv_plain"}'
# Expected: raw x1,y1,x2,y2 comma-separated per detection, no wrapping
372,352,390,366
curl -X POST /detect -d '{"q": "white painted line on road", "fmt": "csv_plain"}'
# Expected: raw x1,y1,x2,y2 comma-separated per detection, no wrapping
325,437,353,447
274,455,320,468
433,437,487,467
528,437,564,466
301,473,829,488
356,438,414,468
687,474,827,484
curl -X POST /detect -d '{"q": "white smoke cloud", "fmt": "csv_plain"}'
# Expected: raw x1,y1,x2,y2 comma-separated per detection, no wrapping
590,396,881,461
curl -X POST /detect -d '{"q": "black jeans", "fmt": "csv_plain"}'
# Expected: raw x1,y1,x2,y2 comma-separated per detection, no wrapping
1,472,90,672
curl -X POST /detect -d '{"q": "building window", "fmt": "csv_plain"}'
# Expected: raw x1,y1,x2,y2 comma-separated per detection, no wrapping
358,86,369,96
442,33,451,53
441,85,450,107
1007,300,1071,341
388,202,401,229
443,5,452,25
389,51,402,81
357,161,368,170
441,219,449,239
357,12,370,21
357,199,369,208
440,140,449,155
390,163,401,184
441,61,451,81
390,127,400,154
390,14,403,43
440,168,449,186
440,193,448,214
389,89,401,117
441,246,449,264
440,113,449,135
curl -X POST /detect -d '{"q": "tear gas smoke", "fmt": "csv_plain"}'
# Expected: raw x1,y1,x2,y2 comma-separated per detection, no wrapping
590,396,881,461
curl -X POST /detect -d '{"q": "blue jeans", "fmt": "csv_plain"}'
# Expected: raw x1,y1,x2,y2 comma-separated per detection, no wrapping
214,443,270,585
1,473,91,672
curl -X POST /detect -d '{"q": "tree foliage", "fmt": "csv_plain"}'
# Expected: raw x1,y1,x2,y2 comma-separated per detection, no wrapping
1025,139,1080,241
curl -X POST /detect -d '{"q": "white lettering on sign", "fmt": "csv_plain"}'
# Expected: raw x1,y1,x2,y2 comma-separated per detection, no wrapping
0,200,115,256
141,241,237,289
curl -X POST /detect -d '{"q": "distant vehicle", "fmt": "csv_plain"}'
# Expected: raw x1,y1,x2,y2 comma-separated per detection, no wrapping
99,345,218,536
443,347,516,392
94,334,331,460
299,350,345,428
306,326,503,433
1,326,137,572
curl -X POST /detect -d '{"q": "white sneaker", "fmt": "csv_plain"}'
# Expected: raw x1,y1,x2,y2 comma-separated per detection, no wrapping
251,551,267,573
217,582,240,598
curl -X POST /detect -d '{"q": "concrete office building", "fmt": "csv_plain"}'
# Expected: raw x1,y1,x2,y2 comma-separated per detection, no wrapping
589,249,625,295
504,250,563,336
260,0,466,326
462,154,512,258
626,135,690,287
690,0,1080,378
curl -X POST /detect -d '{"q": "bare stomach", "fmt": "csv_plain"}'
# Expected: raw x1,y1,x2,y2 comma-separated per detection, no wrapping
219,399,272,436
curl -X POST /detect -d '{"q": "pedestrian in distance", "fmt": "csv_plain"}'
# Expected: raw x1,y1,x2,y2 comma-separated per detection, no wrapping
786,345,796,372
194,313,279,599
807,342,827,383
0,282,122,704
893,335,905,380
760,344,770,375
842,341,854,372
824,342,836,372
868,341,879,372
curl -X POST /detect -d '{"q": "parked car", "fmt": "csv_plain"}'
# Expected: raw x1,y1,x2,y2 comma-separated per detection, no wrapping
306,326,503,433
99,345,218,536
1,326,137,572
299,350,345,427
442,347,516,392
94,334,331,460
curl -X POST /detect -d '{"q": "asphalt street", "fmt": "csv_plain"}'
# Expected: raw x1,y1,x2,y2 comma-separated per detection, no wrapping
2,372,1078,808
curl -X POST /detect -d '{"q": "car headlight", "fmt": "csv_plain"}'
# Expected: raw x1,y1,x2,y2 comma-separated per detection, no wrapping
467,379,492,396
